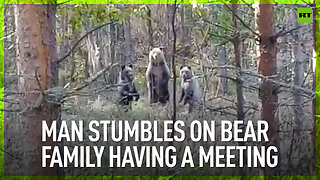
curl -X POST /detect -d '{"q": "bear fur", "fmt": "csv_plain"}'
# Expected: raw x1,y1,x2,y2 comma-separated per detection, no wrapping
146,47,170,104
179,66,201,113
118,64,139,107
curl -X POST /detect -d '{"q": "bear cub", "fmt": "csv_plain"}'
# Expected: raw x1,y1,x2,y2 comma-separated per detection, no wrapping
146,47,170,104
118,64,139,107
179,66,201,113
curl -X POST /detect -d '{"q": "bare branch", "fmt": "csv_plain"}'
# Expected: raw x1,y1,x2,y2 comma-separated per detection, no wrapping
57,21,117,64
224,3,259,37
243,70,315,97
203,19,233,32
204,65,315,97
273,25,304,40
208,32,232,41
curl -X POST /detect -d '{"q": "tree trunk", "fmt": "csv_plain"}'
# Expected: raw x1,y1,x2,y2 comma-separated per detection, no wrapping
116,21,125,63
86,31,101,76
169,4,177,176
231,4,245,121
59,9,69,87
68,6,76,83
123,9,133,64
15,4,59,176
181,6,187,66
166,4,173,56
231,3,246,175
291,10,304,131
255,3,279,176
219,46,228,94
79,48,90,79
311,4,317,174
109,23,117,84
171,4,177,123
146,5,153,47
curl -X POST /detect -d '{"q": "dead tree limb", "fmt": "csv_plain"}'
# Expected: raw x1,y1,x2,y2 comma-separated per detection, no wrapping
57,21,116,64
72,63,119,92
272,25,304,40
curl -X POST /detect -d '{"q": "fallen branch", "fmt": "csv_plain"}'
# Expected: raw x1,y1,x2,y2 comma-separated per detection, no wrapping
72,63,119,92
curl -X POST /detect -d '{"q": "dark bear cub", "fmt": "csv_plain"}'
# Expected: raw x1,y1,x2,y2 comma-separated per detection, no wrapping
146,47,170,104
118,64,139,107
179,66,201,113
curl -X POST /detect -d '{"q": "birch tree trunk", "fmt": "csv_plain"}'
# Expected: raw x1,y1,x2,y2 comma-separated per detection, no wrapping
86,31,101,76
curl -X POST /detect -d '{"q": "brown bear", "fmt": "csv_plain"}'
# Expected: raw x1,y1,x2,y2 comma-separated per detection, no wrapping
146,47,170,104
179,66,201,113
118,64,139,108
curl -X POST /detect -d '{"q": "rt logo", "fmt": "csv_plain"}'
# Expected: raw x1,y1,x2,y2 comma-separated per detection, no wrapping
297,8,313,23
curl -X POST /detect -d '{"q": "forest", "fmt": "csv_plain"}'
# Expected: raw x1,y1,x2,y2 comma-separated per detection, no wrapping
2,2,319,177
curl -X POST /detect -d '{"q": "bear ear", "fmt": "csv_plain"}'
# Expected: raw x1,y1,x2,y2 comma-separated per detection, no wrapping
128,64,133,68
187,66,192,70
180,65,184,70
121,65,126,71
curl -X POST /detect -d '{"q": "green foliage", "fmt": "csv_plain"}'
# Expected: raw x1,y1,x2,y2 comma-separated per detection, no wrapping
193,6,207,18
72,55,87,83
192,5,234,44
133,5,150,21
70,5,83,31
67,4,128,31
67,5,121,32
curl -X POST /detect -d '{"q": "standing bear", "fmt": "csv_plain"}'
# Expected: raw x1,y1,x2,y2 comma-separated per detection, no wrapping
179,66,201,113
118,64,140,107
146,47,170,104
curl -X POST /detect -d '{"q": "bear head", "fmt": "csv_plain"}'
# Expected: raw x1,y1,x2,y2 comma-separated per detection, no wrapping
120,64,134,82
149,47,165,65
180,66,193,80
